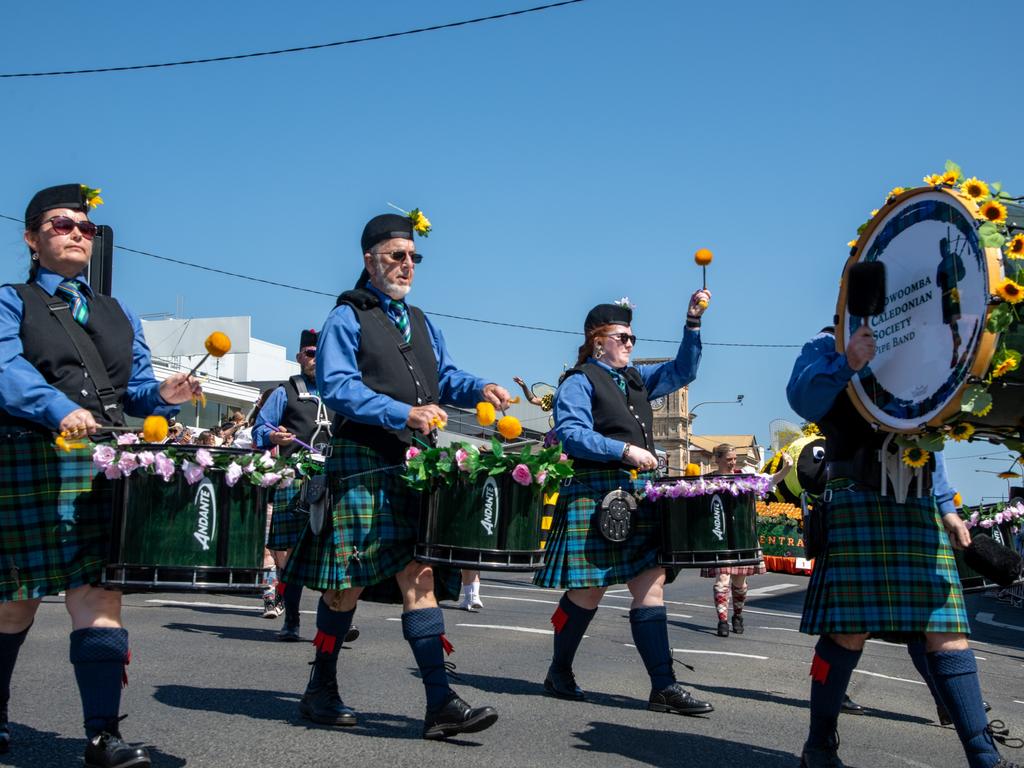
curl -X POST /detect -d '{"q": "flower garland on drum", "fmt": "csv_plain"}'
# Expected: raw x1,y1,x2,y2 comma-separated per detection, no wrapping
851,161,1024,465
640,473,772,502
960,499,1024,532
90,440,321,489
401,437,573,495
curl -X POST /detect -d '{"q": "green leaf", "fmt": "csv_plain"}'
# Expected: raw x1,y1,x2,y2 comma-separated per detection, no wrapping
991,181,1003,194
490,436,504,458
917,432,946,452
1001,438,1024,453
980,229,1006,249
944,160,962,179
960,385,992,416
987,304,1014,333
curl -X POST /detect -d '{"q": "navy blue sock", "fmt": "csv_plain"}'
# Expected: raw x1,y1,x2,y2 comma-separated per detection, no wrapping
0,627,29,712
402,607,451,712
309,599,354,688
550,593,597,673
283,581,303,625
69,628,128,738
907,639,946,714
629,606,676,691
927,650,1000,768
806,636,861,750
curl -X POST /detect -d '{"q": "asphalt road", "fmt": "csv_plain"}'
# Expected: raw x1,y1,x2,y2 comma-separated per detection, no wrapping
3,572,1022,768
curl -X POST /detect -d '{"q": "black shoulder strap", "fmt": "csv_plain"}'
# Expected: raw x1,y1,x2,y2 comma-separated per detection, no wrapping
336,288,379,310
15,283,124,423
290,374,309,396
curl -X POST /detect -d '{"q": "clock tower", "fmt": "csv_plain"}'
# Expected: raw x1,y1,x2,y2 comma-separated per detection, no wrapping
633,357,690,476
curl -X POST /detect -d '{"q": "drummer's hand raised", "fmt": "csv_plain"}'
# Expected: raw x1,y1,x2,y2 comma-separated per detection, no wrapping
941,512,972,550
160,373,203,405
623,444,659,472
688,289,711,318
481,383,512,411
407,404,448,435
268,427,295,446
845,325,876,371
59,408,100,438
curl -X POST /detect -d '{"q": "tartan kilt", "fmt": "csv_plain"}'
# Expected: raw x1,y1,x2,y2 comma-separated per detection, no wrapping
700,562,767,578
800,486,969,636
0,430,113,602
267,480,308,551
282,439,459,602
534,469,673,589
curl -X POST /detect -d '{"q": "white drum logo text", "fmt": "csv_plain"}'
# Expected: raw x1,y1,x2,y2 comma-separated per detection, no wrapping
193,479,217,551
710,495,726,542
481,477,500,536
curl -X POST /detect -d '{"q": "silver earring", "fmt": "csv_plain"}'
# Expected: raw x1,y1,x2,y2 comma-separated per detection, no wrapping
594,345,604,360
30,254,38,261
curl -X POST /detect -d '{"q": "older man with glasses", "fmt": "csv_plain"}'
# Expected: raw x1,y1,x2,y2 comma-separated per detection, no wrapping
282,211,511,740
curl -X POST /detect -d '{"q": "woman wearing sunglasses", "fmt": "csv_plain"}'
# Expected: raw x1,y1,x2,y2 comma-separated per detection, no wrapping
535,290,713,716
0,184,201,768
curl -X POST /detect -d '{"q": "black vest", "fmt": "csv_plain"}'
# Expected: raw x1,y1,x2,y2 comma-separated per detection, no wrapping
818,390,881,463
0,281,134,430
563,362,655,470
332,289,440,461
278,375,335,458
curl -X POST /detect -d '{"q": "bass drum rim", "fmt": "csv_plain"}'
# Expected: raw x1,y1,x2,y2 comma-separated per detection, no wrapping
836,185,1003,434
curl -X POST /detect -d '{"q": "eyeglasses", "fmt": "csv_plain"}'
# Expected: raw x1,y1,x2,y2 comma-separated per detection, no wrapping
378,250,423,265
44,216,98,240
600,333,637,346
300,347,316,358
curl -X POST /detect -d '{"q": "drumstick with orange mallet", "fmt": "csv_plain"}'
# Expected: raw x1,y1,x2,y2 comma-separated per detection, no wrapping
694,248,713,309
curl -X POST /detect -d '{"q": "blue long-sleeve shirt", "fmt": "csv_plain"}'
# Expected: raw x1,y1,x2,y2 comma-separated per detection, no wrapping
787,329,957,515
252,374,320,449
316,284,488,428
0,267,176,430
554,328,702,462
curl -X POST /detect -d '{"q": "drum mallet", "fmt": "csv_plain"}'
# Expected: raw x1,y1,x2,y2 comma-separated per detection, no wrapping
272,426,314,452
694,249,713,308
847,262,887,318
186,332,232,377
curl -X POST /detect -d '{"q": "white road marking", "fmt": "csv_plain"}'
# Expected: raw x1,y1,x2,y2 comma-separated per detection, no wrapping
1013,700,1024,705
622,643,770,660
146,599,261,611
744,583,798,597
481,594,691,617
604,588,631,594
975,612,1024,632
456,623,554,636
853,670,926,686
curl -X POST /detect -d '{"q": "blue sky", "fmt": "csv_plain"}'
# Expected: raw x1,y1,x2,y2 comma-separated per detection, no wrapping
2,0,1022,504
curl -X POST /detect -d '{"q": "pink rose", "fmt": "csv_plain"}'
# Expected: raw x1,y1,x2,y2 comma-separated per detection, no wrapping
154,452,175,482
103,464,123,480
136,451,155,468
260,472,282,488
455,448,471,472
244,460,257,474
182,460,205,485
117,453,139,477
259,451,275,469
225,462,243,487
511,463,532,486
117,433,140,446
405,446,421,462
559,453,568,463
535,470,548,486
93,444,117,470
195,448,215,468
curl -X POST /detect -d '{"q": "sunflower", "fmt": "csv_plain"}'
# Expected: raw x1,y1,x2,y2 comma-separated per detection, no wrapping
978,199,1008,224
887,187,906,201
923,173,944,186
902,446,930,468
997,471,1022,480
869,209,879,218
847,239,858,249
1006,233,1024,260
992,357,1019,378
995,277,1023,304
975,400,994,417
408,208,432,237
80,184,104,209
942,169,961,185
959,177,989,201
949,422,975,442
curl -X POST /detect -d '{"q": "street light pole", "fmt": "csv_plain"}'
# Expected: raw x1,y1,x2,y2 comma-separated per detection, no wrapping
685,394,744,464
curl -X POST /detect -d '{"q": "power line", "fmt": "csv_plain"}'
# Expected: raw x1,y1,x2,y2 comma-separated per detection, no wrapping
0,1,589,79
0,212,800,348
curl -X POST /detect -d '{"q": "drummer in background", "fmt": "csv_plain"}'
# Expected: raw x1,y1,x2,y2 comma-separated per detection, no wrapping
0,184,201,767
253,329,358,644
535,292,715,716
788,325,1014,768
702,443,793,638
282,212,511,739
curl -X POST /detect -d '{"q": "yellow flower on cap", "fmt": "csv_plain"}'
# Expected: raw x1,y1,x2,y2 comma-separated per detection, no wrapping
80,185,103,210
959,177,989,201
408,208,431,237
978,199,1008,224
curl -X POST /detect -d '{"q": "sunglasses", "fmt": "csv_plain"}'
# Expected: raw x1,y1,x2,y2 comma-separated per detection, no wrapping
300,347,317,358
378,250,423,265
600,332,637,346
44,216,98,240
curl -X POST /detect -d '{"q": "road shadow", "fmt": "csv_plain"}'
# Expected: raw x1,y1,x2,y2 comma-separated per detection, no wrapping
151,685,426,740
441,669,656,711
139,602,262,619
574,721,798,768
0,724,186,767
162,622,283,642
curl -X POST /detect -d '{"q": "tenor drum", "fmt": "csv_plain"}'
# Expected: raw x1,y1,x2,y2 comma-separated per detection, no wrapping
415,473,546,572
838,186,1024,435
102,446,269,593
656,474,762,567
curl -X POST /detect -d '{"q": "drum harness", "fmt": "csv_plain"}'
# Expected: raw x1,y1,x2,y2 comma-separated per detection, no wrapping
291,377,334,535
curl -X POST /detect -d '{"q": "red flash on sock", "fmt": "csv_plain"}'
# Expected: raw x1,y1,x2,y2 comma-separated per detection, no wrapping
275,581,286,597
313,630,336,655
810,653,830,685
440,634,454,655
551,606,568,634
122,649,132,688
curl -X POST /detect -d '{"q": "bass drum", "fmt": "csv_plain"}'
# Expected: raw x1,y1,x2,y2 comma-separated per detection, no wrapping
837,186,1023,437
761,434,826,505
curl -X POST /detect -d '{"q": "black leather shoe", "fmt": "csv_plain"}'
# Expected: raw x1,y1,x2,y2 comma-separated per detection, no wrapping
716,620,729,637
299,679,356,726
648,683,714,716
344,626,359,643
937,700,990,726
840,695,865,715
0,703,9,755
732,615,744,634
83,732,151,768
277,620,301,642
543,666,585,701
800,733,844,767
422,691,498,740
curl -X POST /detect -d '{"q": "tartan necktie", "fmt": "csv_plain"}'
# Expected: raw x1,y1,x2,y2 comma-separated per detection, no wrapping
55,279,90,326
609,368,628,394
387,300,411,343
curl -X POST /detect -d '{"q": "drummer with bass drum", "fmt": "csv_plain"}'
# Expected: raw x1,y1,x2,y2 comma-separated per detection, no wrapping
0,184,202,767
534,292,714,716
